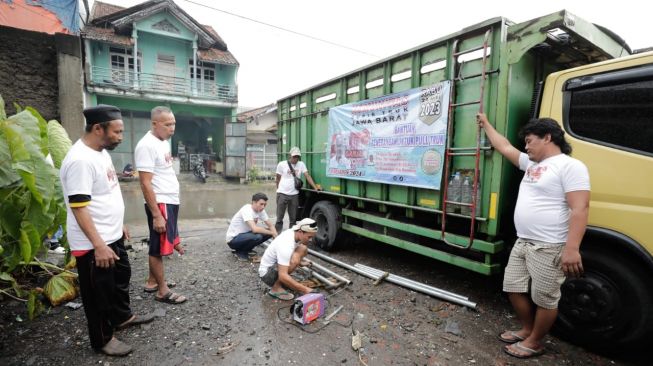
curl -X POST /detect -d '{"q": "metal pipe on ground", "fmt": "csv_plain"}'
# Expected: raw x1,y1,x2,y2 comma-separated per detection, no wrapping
353,265,477,309
354,263,469,301
305,259,352,285
354,265,470,303
306,248,380,279
358,267,468,302
306,248,475,308
299,266,339,289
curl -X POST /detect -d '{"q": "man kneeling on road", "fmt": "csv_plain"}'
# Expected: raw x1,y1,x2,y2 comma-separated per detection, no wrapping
258,218,319,301
226,192,278,261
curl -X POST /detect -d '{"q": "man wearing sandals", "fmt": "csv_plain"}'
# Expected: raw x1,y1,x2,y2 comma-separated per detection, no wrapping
477,113,590,359
258,218,319,301
60,105,156,356
135,106,187,305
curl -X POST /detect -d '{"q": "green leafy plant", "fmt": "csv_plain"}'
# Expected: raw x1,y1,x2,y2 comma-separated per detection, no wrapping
247,165,261,182
0,94,75,319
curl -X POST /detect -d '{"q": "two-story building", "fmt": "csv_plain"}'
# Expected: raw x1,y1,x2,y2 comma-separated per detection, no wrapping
82,0,244,177
237,104,278,179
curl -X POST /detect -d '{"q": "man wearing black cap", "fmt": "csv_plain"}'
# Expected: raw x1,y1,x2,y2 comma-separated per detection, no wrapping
60,104,155,356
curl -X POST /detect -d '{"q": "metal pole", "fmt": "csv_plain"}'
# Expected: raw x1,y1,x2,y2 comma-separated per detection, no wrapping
299,267,338,289
353,266,476,309
306,259,352,285
354,263,468,301
356,265,469,302
306,248,378,278
355,266,477,309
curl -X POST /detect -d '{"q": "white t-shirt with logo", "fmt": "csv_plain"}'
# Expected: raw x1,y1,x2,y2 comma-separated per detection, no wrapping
514,152,590,244
276,160,307,195
60,140,125,250
226,204,270,242
134,131,179,204
258,229,297,277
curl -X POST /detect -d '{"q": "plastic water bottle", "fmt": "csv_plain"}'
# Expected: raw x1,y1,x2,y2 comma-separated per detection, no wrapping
446,172,462,213
461,175,472,216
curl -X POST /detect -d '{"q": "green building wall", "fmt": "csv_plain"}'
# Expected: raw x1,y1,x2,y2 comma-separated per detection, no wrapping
96,95,234,171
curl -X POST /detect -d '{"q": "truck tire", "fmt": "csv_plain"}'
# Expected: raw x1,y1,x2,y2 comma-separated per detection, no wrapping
309,201,341,251
555,246,653,351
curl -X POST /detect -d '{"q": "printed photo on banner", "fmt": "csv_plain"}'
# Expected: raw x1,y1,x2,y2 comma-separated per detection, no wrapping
326,81,451,189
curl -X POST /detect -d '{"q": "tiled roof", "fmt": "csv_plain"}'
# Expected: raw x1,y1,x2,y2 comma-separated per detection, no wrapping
202,25,227,50
82,26,132,46
89,1,126,22
197,48,239,65
84,1,235,60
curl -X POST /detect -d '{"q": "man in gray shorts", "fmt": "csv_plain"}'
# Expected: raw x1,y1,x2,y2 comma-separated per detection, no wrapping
258,218,319,301
477,113,590,358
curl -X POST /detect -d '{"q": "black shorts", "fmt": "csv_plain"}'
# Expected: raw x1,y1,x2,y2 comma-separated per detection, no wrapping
260,266,278,287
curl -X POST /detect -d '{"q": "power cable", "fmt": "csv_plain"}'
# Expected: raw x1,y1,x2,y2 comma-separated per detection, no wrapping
182,0,379,58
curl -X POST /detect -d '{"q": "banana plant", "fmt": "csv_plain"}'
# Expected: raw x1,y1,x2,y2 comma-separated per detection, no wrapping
0,94,76,319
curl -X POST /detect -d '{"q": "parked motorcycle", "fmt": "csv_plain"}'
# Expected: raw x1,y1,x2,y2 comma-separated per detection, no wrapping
193,161,207,183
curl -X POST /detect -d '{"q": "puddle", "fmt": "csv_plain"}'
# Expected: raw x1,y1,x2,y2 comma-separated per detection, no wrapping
122,184,278,225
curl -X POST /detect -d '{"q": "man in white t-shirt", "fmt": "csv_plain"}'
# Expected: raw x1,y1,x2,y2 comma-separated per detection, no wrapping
60,105,155,357
226,192,278,261
258,218,319,301
477,113,590,359
135,106,186,305
275,147,321,232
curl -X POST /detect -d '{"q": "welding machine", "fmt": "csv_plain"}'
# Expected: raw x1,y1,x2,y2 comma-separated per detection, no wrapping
291,293,326,324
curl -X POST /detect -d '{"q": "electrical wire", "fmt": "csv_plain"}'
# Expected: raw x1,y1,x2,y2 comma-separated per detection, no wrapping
182,0,379,58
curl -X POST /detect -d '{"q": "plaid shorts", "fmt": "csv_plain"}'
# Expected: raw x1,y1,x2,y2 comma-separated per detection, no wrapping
503,238,566,309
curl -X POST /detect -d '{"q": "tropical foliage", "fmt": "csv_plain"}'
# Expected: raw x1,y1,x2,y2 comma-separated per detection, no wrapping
0,94,77,319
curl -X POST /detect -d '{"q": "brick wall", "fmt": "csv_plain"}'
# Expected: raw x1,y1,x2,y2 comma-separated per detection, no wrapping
0,26,59,120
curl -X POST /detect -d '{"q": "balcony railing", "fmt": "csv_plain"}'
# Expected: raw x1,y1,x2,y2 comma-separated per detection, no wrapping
89,66,237,102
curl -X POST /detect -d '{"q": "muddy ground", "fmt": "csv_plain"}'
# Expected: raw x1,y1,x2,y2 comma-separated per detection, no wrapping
0,181,648,365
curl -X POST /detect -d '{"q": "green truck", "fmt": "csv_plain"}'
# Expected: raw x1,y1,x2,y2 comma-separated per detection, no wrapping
277,10,653,350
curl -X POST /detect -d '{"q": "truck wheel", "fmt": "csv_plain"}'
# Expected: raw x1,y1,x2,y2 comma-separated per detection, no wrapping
309,201,341,250
556,246,653,351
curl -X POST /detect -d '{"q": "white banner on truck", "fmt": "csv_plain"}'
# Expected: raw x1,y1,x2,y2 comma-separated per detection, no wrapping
326,81,450,189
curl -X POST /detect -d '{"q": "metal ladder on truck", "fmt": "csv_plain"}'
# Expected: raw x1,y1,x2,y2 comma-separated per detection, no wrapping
440,29,493,249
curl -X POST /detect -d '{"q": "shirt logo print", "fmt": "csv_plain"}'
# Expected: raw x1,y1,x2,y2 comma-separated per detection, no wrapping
525,165,547,183
107,166,119,188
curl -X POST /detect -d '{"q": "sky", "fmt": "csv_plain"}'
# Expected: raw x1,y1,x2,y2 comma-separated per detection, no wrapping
85,0,651,109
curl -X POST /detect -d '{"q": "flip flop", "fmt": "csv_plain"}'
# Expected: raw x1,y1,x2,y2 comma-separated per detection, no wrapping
497,330,525,344
503,341,545,359
268,291,294,301
155,291,187,304
143,281,176,293
115,313,156,330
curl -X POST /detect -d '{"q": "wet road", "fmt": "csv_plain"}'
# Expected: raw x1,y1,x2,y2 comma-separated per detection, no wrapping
121,181,278,225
